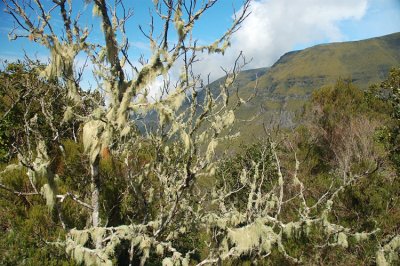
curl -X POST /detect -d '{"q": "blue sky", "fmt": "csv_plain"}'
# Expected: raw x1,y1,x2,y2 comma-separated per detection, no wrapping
338,0,400,42
0,0,399,82
0,1,242,61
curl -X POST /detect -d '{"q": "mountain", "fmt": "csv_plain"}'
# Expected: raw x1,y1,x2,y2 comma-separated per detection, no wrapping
206,32,400,146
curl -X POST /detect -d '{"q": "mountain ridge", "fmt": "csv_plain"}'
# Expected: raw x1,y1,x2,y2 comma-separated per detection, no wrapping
206,32,400,146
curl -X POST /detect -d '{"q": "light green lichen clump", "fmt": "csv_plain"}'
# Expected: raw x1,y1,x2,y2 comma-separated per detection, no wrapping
211,110,235,134
63,106,74,123
225,219,278,257
41,183,55,210
283,222,301,238
337,232,348,248
82,120,110,164
354,232,369,242
376,235,400,266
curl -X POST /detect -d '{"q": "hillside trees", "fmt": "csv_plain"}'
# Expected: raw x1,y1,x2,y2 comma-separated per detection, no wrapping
289,79,400,264
0,61,77,264
300,80,388,178
377,68,400,173
0,61,73,162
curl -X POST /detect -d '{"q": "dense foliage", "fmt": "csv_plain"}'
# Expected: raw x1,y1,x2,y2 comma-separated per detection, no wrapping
1,64,399,265
0,0,399,264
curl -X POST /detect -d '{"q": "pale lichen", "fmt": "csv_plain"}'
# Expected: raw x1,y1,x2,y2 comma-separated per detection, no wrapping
41,183,55,210
212,110,235,134
206,139,218,162
376,235,400,266
63,106,74,123
283,222,301,238
156,244,164,256
162,257,174,266
82,120,110,164
92,4,102,17
181,131,191,153
225,219,278,257
376,250,389,266
354,232,369,242
337,232,348,248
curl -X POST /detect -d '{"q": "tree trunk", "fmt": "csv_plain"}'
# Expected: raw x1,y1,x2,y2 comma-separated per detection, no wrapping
91,160,100,227
91,158,101,248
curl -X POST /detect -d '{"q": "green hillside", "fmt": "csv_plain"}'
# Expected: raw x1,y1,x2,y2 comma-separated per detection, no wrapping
258,32,400,94
208,32,400,146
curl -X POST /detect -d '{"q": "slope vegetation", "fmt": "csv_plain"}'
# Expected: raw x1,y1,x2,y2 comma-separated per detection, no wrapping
208,32,400,145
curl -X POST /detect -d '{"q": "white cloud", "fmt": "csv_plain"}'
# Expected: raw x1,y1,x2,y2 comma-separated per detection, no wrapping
194,0,368,80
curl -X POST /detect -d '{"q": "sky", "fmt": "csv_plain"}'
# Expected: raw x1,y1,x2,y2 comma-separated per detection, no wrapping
0,0,399,86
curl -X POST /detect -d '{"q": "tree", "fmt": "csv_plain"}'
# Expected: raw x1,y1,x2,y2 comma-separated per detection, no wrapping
377,68,400,173
300,79,387,179
2,0,253,264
